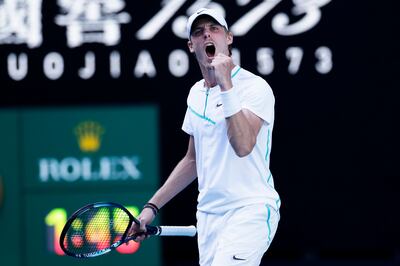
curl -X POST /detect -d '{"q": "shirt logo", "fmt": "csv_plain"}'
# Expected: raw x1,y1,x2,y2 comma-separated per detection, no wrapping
216,103,223,107
232,255,246,261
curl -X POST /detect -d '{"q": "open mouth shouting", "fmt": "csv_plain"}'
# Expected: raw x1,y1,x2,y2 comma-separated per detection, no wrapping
205,43,216,58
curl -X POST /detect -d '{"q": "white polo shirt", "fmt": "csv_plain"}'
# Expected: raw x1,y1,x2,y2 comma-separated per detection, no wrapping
182,65,280,214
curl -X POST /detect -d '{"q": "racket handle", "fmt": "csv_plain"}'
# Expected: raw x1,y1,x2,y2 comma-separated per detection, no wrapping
157,225,197,237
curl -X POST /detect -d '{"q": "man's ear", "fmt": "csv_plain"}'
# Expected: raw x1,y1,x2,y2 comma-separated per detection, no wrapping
187,40,194,53
227,31,233,46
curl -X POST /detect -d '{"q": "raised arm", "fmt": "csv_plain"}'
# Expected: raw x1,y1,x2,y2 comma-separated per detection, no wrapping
211,53,263,157
225,108,263,157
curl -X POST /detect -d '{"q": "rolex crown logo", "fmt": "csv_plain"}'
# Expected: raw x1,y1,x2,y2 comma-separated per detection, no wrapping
74,121,105,153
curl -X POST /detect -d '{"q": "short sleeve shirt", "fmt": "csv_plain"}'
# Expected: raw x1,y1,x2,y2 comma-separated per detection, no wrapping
182,66,280,214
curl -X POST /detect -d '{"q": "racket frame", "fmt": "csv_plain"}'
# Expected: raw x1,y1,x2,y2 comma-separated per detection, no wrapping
59,202,144,258
59,201,194,258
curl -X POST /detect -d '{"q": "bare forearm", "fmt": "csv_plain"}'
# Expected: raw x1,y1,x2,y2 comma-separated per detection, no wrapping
211,54,262,157
148,155,197,209
226,110,257,157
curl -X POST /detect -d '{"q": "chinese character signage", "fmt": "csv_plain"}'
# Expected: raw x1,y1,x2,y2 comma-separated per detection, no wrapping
0,0,43,48
0,0,333,82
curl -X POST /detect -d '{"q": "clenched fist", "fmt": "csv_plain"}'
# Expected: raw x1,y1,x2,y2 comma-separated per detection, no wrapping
210,53,235,91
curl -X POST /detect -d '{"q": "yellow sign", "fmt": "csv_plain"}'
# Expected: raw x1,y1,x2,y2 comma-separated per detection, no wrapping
74,121,105,153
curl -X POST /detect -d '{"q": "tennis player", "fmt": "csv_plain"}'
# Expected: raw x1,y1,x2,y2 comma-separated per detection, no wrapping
131,8,281,265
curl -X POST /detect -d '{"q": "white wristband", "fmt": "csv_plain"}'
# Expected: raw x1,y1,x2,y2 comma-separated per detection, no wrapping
220,87,241,118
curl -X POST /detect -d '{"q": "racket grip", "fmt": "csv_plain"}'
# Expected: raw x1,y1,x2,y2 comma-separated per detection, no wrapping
157,225,197,237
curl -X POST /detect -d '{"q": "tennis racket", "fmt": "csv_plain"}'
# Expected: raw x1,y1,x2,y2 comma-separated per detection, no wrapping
59,202,196,258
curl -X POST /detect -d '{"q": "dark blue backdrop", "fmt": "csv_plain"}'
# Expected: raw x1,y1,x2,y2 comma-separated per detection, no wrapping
0,1,399,265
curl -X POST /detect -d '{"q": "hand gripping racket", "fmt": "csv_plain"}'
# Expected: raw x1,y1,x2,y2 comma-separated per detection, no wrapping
59,202,196,258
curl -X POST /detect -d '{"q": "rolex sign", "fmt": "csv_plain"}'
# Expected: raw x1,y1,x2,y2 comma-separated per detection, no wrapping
20,106,159,190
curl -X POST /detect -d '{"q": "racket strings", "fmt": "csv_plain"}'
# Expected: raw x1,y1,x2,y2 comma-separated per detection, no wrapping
63,206,130,255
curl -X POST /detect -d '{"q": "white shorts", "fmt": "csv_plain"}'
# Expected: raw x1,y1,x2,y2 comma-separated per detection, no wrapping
196,204,280,266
